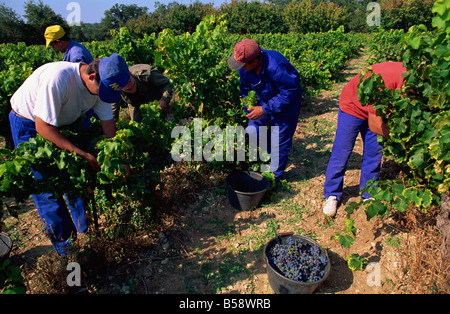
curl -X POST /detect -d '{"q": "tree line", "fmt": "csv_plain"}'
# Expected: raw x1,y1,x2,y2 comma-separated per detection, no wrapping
0,0,436,45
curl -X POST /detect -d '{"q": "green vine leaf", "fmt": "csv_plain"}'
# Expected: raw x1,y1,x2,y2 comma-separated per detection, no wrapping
334,233,354,249
346,254,368,271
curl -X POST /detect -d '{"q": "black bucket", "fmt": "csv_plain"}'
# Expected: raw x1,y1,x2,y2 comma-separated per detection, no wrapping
225,170,270,211
264,233,331,294
0,232,13,264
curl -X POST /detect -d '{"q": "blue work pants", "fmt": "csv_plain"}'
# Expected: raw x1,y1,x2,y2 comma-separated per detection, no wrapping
9,111,88,256
324,109,383,200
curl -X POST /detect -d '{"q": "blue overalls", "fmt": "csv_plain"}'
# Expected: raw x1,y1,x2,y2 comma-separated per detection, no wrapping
239,49,302,179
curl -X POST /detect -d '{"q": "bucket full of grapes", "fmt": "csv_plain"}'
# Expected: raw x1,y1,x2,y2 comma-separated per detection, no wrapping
225,170,270,211
264,233,331,294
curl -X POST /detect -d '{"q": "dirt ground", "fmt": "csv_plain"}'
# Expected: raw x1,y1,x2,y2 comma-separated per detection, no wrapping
3,49,447,294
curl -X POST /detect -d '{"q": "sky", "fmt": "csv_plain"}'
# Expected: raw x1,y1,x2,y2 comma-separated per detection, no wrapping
3,0,229,24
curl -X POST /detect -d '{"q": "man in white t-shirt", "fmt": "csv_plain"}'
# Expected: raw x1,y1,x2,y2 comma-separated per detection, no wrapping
9,53,130,255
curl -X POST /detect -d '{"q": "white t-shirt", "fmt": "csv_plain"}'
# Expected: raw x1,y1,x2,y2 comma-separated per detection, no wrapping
10,61,113,127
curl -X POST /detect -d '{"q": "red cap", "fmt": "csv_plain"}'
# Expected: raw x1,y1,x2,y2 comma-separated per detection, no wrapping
228,39,261,70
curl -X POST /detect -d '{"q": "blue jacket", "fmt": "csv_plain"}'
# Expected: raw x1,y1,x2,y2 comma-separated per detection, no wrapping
63,40,94,64
238,49,302,122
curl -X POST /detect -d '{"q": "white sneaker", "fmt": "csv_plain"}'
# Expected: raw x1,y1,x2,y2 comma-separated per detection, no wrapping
323,196,338,216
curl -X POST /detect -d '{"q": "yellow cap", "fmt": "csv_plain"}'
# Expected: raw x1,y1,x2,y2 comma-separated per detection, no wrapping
44,25,65,47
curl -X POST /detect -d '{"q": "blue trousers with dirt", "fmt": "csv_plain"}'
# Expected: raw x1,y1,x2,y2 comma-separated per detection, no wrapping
324,109,383,201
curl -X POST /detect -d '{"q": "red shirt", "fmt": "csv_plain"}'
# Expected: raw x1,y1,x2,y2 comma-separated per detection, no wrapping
339,62,406,120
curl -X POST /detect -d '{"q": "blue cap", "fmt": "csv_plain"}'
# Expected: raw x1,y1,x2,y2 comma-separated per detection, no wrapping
98,53,130,103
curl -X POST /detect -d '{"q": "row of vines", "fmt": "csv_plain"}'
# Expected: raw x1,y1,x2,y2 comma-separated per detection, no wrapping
0,15,366,234
336,0,450,257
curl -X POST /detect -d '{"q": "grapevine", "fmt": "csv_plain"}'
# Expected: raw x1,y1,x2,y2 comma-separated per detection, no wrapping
268,236,328,283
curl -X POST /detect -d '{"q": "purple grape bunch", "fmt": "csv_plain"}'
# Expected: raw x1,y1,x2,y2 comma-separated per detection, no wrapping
268,236,328,283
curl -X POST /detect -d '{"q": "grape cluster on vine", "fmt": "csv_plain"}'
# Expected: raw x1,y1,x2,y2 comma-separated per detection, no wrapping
268,236,327,283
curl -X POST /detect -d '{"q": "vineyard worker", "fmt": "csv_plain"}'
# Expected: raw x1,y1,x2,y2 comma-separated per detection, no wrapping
44,25,93,64
228,39,302,181
322,61,406,217
112,64,173,122
9,53,130,255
